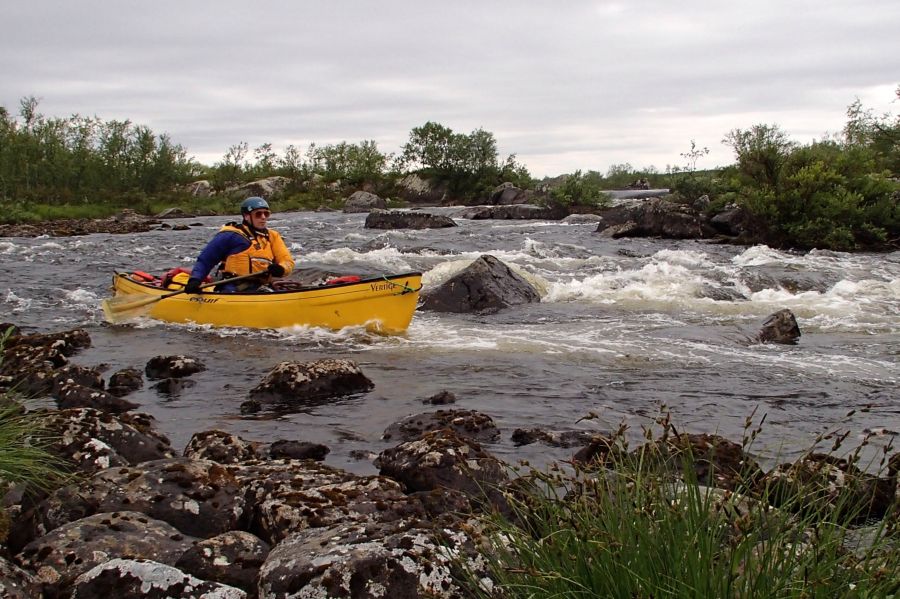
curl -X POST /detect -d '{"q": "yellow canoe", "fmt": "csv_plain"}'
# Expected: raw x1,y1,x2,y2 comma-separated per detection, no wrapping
108,271,422,333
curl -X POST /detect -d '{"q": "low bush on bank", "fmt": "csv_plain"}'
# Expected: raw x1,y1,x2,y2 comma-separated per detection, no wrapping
459,414,899,598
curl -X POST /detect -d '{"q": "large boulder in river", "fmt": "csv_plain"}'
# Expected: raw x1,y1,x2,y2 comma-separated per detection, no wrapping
364,209,457,229
70,558,247,599
343,190,386,213
457,203,567,220
596,197,717,239
420,254,541,314
753,309,801,345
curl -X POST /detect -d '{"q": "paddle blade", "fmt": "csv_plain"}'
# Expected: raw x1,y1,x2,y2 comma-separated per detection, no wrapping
101,293,163,323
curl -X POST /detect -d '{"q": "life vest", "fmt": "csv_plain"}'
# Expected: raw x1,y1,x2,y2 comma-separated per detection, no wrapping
218,223,289,276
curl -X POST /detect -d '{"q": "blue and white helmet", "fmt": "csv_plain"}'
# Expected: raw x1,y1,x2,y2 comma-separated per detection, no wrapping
240,197,269,214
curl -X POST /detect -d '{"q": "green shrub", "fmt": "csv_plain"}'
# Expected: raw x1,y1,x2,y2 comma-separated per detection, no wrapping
545,170,611,209
458,416,900,598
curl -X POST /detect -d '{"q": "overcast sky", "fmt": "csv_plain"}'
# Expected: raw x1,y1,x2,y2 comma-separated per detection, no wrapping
3,1,898,178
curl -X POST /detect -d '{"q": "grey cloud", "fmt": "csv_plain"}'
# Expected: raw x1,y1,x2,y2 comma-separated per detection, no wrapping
2,0,897,176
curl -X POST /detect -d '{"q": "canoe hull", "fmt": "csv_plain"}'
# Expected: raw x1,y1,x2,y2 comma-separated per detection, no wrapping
110,272,422,333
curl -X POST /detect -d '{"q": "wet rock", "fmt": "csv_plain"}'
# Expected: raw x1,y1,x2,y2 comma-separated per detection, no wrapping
511,428,597,448
249,359,374,405
183,430,263,464
343,190,387,213
0,554,41,598
383,409,501,443
364,209,458,229
42,408,175,471
419,254,541,314
56,382,139,413
2,328,92,355
0,212,162,237
18,511,196,595
107,367,143,396
70,558,247,598
145,355,206,379
0,328,92,394
175,531,270,594
151,377,196,394
598,221,642,238
268,439,330,461
759,453,895,523
422,390,458,405
376,429,509,512
753,308,801,345
595,197,717,239
258,520,472,598
227,459,423,545
49,364,104,396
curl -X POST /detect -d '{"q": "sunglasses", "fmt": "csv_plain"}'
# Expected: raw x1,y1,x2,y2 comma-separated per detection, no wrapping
250,209,271,218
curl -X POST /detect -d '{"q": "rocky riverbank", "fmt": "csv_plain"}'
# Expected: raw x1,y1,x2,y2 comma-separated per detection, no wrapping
1,322,897,598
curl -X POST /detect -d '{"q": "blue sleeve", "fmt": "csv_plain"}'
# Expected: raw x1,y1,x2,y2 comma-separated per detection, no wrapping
189,231,251,280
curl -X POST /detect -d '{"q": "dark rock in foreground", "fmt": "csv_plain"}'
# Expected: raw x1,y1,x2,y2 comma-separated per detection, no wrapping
383,409,501,443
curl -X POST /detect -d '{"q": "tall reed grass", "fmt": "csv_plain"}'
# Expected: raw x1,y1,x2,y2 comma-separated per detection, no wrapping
459,412,899,598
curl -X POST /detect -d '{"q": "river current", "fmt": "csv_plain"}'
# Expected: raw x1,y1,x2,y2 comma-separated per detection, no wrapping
2,208,898,474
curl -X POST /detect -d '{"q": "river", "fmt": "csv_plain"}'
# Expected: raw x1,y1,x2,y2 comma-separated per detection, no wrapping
2,207,898,474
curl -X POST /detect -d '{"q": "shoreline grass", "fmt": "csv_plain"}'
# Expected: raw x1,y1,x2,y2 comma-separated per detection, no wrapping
458,415,899,598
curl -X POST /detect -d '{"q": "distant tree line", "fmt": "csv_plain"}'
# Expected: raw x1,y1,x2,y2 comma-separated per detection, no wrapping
0,97,197,206
1,90,897,250
670,86,899,250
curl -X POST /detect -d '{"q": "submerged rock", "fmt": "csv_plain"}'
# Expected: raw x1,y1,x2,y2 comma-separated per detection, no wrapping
383,409,501,443
145,355,206,379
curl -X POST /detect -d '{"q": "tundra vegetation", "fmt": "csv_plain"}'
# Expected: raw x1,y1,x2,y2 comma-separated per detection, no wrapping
457,410,900,598
0,88,898,250
0,327,71,545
